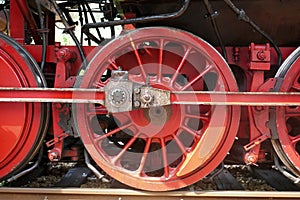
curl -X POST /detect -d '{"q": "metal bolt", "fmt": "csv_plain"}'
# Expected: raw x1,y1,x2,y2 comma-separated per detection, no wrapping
49,151,58,161
82,173,87,177
257,50,266,60
244,151,258,165
134,101,140,107
142,93,152,103
59,49,66,57
134,87,140,94
144,94,150,101
248,155,256,163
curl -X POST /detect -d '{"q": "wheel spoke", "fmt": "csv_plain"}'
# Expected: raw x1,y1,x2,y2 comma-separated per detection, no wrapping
173,134,187,156
292,84,300,91
93,78,110,88
170,47,192,85
291,74,300,91
112,132,141,164
290,135,300,145
108,59,119,70
157,39,164,82
93,81,102,88
87,106,107,116
185,113,209,122
130,38,147,81
94,122,132,142
181,125,201,140
285,107,300,117
137,137,152,175
160,138,169,178
180,65,213,91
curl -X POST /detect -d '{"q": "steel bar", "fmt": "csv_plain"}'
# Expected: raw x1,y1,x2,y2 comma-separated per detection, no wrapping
1,188,300,200
0,87,104,104
171,91,300,106
1,87,300,106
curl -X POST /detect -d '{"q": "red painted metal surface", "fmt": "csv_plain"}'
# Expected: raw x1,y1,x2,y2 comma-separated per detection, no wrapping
0,88,104,103
1,0,300,192
50,46,83,161
9,0,25,43
171,91,300,106
271,48,300,176
1,88,300,105
14,0,41,45
0,33,46,180
75,27,240,191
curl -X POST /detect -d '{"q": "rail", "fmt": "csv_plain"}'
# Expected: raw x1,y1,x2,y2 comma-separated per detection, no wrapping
1,188,300,200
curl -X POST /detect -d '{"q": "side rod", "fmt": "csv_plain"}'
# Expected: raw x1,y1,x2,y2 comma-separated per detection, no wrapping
0,87,300,106
0,88,104,104
172,91,300,106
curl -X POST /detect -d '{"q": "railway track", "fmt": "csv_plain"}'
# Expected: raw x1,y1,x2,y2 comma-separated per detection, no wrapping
2,163,300,200
1,188,300,200
5,163,300,190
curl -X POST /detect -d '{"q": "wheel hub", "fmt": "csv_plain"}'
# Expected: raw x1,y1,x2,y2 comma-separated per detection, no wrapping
145,106,171,125
110,88,127,105
129,104,181,139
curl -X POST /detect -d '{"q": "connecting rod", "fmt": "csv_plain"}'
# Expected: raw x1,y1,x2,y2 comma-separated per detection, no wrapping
0,87,299,109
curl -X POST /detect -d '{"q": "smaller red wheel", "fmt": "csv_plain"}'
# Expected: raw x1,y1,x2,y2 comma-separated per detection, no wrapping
0,33,48,181
271,47,300,176
74,27,240,191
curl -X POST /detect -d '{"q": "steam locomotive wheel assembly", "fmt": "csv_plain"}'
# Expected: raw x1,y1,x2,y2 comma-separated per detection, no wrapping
271,47,300,176
0,33,47,180
2,0,300,192
75,27,240,191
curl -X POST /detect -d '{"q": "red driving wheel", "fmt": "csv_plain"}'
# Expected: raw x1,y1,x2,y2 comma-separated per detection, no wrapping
75,27,240,191
0,33,47,181
271,47,300,176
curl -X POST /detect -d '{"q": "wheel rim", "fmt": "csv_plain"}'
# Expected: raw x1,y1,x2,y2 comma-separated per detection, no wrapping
75,27,240,191
271,47,300,175
0,33,47,180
